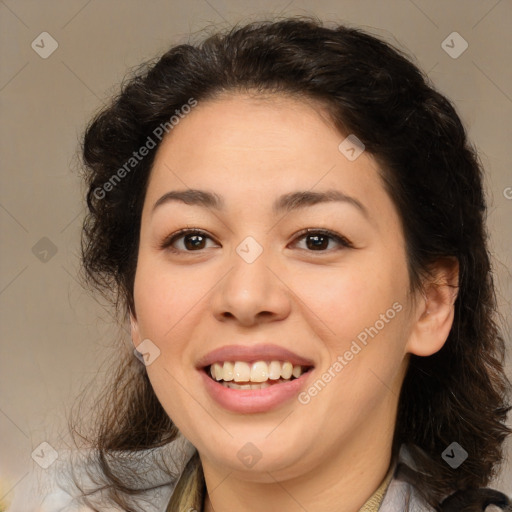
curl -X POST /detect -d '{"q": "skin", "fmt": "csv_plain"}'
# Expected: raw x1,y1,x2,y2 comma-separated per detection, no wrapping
130,93,458,512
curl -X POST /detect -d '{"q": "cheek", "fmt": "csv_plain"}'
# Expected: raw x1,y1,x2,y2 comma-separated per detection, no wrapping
294,256,408,342
133,257,205,343
133,262,198,415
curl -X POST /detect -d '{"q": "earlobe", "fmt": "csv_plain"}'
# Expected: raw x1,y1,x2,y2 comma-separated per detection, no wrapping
405,257,459,357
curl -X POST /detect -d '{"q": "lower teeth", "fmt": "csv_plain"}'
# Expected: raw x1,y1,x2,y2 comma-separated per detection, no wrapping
220,378,293,390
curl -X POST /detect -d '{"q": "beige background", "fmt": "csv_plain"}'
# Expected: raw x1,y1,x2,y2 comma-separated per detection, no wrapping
1,0,511,504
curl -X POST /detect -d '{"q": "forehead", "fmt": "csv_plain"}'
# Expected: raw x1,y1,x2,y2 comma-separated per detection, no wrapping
144,93,397,229
158,93,337,156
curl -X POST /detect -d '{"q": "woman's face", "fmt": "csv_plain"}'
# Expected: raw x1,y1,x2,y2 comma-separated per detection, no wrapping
131,93,426,481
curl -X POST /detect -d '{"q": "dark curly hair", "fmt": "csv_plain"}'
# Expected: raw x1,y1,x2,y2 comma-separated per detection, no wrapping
74,16,511,512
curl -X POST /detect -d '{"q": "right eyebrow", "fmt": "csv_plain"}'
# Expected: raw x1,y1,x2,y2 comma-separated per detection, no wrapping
152,189,223,215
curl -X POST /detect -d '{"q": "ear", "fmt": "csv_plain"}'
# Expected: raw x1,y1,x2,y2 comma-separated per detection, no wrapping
405,257,459,357
129,309,141,348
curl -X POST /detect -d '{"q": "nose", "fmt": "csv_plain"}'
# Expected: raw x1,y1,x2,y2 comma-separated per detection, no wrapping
210,246,292,327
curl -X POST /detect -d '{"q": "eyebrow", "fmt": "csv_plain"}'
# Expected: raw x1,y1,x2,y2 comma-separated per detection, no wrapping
152,188,369,218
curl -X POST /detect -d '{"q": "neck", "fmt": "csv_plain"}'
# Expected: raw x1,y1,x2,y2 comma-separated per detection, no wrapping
201,421,395,512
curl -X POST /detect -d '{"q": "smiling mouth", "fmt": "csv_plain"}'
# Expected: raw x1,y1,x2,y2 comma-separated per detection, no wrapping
204,360,314,390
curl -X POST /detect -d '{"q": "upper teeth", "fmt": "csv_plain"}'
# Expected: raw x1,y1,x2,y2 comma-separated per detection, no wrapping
210,361,306,382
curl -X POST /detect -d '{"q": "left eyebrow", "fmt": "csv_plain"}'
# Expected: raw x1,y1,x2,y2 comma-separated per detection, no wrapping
272,190,369,219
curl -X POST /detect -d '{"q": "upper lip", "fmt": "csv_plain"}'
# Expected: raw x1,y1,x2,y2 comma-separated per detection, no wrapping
196,344,315,369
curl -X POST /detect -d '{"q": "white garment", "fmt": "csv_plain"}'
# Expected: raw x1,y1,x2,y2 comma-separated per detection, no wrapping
8,440,434,512
7,435,193,512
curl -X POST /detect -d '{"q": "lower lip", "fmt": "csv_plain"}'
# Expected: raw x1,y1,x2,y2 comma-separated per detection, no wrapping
200,369,314,414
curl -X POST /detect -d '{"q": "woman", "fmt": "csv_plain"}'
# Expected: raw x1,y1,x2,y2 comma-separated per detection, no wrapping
9,17,511,512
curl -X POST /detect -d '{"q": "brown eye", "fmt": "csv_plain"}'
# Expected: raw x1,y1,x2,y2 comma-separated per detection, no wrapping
303,233,331,250
182,233,208,250
160,229,218,253
292,229,353,252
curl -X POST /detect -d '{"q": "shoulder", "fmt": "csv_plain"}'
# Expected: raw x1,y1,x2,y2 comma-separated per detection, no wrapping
380,445,512,512
7,451,94,512
7,436,195,512
379,477,435,512
378,445,436,512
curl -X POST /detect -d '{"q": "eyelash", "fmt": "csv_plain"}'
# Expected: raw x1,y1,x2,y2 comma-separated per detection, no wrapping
159,227,353,254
